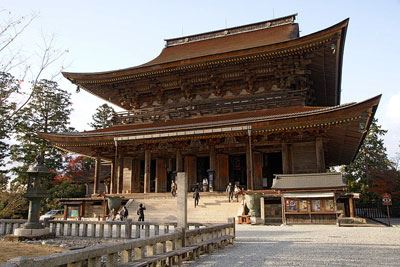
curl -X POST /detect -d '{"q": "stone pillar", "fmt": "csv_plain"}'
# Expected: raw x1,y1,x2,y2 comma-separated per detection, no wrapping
316,137,325,172
176,172,187,246
176,150,183,172
93,157,101,195
282,143,291,174
144,150,151,193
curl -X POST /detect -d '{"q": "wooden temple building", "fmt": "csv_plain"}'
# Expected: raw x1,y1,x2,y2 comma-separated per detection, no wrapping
41,15,380,223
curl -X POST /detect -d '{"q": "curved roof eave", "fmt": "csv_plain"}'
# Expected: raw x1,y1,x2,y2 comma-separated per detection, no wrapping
40,94,380,144
62,18,349,85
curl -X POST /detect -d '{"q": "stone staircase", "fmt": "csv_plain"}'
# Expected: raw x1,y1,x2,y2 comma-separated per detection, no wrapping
124,192,241,223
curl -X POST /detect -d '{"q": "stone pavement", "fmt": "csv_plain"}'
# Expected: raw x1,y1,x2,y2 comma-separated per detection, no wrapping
189,224,400,266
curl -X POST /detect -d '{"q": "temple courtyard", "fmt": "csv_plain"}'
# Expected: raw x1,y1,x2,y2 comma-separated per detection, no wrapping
2,224,400,265
190,224,400,266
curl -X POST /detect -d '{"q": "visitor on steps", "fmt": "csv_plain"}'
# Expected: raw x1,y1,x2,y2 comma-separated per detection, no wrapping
171,180,177,197
137,203,146,228
234,184,240,202
226,182,234,202
193,187,200,208
119,206,128,221
202,177,208,192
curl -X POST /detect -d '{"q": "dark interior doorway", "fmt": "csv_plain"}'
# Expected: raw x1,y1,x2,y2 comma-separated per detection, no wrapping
197,156,210,183
263,152,283,188
229,154,247,187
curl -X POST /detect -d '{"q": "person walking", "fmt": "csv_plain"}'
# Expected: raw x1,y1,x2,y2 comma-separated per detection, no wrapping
226,182,234,202
136,203,146,229
171,180,177,197
202,177,208,192
234,184,240,202
193,187,200,208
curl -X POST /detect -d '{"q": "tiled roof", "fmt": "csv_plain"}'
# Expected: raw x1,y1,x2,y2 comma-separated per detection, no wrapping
271,173,346,190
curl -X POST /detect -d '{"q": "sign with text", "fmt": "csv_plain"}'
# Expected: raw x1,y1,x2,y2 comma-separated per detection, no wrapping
382,193,392,206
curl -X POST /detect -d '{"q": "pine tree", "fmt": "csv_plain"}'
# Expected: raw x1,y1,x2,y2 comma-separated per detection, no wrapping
342,119,393,201
10,79,73,186
89,104,117,129
0,72,19,189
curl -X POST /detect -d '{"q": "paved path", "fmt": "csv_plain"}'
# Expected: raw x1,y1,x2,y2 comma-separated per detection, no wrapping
190,224,400,266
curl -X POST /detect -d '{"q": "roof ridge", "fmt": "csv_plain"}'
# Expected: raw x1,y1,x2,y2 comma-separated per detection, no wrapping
165,14,298,47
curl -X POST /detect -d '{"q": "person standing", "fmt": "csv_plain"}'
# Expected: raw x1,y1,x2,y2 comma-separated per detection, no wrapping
234,184,240,202
137,203,146,229
202,177,208,192
193,187,200,208
226,182,234,202
171,180,177,197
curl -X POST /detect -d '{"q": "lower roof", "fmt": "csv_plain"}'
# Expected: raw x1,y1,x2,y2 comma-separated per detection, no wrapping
40,95,380,166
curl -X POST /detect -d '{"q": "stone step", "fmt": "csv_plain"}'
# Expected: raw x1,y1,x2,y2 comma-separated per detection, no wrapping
127,194,242,223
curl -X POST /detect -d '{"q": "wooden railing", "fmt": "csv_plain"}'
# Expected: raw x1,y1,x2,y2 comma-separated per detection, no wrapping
6,219,235,267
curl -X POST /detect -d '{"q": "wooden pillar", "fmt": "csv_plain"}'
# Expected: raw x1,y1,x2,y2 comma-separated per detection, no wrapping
246,130,254,190
216,154,229,191
209,146,216,171
176,150,183,172
316,137,325,173
184,155,197,190
282,143,291,174
144,150,151,193
156,158,167,192
117,157,123,194
93,157,101,195
110,161,117,194
123,157,133,193
253,152,263,189
132,159,141,193
349,197,355,217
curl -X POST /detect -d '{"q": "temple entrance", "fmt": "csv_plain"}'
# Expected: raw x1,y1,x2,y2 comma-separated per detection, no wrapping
229,154,247,187
263,152,283,188
197,156,209,183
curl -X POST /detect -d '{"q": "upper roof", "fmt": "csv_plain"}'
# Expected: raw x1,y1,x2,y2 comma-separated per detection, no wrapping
62,14,300,83
62,15,348,107
272,172,346,190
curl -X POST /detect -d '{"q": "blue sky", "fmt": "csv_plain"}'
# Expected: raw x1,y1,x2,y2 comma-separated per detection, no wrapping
2,0,400,157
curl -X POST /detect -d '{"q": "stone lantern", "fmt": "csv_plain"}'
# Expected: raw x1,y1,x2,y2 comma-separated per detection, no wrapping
14,155,51,237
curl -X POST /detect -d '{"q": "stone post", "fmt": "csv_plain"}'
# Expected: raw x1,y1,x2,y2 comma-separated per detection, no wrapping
176,172,187,246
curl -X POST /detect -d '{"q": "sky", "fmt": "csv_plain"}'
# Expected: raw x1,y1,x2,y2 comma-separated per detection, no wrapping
2,0,400,158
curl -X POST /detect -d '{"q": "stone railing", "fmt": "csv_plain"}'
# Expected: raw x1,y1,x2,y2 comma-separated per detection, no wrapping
46,219,204,239
6,219,235,267
0,219,26,235
0,219,204,239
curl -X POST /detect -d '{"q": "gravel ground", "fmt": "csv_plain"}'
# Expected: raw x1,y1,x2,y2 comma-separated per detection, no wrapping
190,224,400,267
